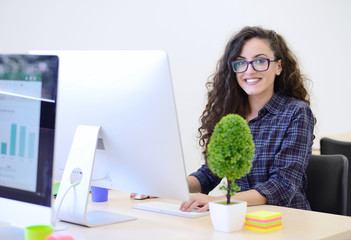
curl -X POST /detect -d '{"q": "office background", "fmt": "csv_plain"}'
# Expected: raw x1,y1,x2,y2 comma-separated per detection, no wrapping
1,0,350,175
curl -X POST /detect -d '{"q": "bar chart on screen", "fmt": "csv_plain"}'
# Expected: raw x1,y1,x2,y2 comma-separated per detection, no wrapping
0,79,41,192
0,123,38,159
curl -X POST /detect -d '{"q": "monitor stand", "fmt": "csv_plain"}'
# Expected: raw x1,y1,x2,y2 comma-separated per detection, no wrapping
53,125,136,227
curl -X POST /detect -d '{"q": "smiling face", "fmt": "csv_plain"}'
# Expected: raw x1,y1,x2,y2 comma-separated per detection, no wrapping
235,38,282,101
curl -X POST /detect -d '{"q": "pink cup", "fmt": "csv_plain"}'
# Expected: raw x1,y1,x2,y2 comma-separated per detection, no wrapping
46,234,74,240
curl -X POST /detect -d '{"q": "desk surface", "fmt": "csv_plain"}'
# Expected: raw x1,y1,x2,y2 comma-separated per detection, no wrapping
54,190,351,240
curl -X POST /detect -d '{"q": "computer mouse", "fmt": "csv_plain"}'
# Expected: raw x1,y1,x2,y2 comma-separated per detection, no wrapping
133,194,149,200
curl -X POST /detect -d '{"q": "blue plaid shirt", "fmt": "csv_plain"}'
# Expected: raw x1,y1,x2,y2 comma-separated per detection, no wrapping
190,92,314,210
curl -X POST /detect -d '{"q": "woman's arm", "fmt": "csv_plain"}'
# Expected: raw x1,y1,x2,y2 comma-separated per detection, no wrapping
253,103,314,208
233,189,267,206
187,176,202,193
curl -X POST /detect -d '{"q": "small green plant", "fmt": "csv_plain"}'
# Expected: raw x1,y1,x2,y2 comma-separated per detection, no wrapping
206,114,255,205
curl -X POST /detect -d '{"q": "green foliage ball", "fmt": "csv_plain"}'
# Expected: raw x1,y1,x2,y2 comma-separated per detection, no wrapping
207,114,255,183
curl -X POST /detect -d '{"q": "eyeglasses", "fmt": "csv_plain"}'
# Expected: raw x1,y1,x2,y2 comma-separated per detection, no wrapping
231,58,279,73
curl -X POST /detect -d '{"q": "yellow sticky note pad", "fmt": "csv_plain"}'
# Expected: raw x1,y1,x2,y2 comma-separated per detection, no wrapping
245,210,282,233
246,210,282,220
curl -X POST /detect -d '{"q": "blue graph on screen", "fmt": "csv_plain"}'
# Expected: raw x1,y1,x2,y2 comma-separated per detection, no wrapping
0,79,41,192
0,123,37,159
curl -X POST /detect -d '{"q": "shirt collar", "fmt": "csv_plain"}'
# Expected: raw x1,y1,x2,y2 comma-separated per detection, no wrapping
258,92,286,117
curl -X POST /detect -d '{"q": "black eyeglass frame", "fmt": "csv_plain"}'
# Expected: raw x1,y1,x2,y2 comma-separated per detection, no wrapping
231,58,279,73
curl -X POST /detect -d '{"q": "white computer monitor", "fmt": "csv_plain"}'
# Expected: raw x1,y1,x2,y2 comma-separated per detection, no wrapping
0,54,58,238
30,50,190,227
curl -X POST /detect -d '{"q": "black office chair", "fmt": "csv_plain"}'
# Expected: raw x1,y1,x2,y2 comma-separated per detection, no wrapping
305,154,348,215
320,137,351,216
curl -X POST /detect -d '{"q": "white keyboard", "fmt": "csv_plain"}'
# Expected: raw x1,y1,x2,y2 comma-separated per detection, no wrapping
132,201,209,218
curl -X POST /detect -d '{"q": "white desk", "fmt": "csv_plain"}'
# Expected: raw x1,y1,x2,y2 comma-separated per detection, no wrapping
54,190,351,240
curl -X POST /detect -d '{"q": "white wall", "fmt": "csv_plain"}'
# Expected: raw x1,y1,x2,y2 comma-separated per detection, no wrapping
1,0,351,175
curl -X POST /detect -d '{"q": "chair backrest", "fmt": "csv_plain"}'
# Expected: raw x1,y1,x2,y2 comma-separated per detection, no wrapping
305,154,348,215
320,137,351,216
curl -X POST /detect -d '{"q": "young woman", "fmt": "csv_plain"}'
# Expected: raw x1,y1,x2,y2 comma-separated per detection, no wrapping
180,26,315,212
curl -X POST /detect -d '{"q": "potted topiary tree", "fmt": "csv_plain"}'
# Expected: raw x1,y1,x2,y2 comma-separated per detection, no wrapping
207,114,255,232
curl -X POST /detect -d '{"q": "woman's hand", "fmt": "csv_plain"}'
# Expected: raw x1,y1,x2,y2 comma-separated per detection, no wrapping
180,193,224,212
130,193,156,200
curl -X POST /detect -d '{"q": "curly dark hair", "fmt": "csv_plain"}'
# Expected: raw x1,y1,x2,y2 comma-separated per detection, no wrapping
198,26,311,157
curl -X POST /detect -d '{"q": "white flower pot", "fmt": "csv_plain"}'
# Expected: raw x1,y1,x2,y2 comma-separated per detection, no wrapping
209,200,247,232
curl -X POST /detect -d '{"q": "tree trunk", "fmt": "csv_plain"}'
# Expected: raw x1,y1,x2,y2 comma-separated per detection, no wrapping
226,180,231,205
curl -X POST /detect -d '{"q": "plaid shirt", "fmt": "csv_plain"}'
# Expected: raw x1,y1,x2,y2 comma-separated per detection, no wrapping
190,92,314,210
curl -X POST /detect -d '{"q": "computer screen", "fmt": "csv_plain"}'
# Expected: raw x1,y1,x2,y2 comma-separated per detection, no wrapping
30,50,190,227
0,54,58,236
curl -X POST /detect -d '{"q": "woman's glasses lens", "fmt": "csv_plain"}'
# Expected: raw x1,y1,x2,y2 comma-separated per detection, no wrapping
232,61,248,73
253,59,269,71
